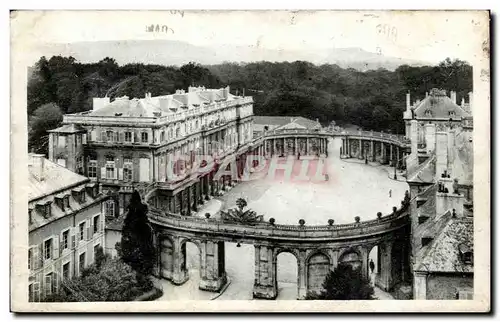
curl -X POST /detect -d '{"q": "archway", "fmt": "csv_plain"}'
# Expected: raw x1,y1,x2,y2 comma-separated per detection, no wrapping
368,245,381,286
180,240,202,283
276,251,299,300
306,252,331,296
338,249,362,271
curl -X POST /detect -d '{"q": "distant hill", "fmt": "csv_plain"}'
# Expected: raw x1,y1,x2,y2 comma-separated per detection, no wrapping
35,40,430,71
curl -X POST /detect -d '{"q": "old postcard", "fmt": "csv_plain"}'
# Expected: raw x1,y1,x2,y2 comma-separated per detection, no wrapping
10,10,490,312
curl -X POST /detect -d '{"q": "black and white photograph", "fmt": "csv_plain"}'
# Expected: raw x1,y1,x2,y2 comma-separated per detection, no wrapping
9,9,490,312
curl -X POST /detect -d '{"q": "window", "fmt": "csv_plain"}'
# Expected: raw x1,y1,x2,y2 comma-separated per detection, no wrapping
141,132,149,143
28,248,32,270
29,209,32,225
28,283,34,302
79,252,86,274
106,131,114,142
93,215,100,234
44,273,53,297
88,160,97,178
79,222,85,241
62,229,69,250
76,156,84,174
62,262,70,280
123,157,133,181
105,155,115,180
104,200,115,217
125,131,132,142
44,238,53,260
449,111,456,117
106,164,115,179
40,203,51,218
63,196,69,209
160,131,165,142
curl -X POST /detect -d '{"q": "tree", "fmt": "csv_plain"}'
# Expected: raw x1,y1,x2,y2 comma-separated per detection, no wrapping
305,263,374,300
220,197,263,224
28,103,63,155
120,190,156,277
43,257,151,302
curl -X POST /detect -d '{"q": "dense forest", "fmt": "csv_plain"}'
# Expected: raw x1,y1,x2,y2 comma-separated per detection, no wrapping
28,56,472,154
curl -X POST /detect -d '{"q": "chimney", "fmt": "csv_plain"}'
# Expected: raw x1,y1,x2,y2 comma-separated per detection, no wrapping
30,154,45,181
424,123,436,153
92,97,110,111
410,120,418,154
468,92,473,113
406,92,411,111
450,91,457,104
447,129,456,165
436,132,448,178
461,97,465,108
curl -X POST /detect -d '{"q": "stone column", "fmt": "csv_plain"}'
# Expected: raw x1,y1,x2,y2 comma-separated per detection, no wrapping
295,137,298,155
253,245,277,299
370,140,375,161
186,188,192,215
306,138,309,155
359,246,370,280
273,139,277,155
347,138,351,157
381,143,386,164
358,139,363,159
390,144,393,163
199,240,227,292
297,250,307,299
376,241,393,292
172,238,189,285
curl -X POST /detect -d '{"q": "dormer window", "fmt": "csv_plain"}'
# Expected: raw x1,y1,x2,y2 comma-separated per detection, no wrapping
29,208,33,224
37,201,52,219
448,111,456,117
141,132,149,143
459,244,473,265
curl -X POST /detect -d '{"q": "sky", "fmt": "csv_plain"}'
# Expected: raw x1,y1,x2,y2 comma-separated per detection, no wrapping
12,10,489,64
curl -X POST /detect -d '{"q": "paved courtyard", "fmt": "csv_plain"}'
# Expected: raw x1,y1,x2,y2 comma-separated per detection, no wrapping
157,138,408,300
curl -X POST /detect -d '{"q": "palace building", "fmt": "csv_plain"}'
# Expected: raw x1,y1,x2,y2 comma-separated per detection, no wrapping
28,153,109,301
48,86,255,217
404,88,474,300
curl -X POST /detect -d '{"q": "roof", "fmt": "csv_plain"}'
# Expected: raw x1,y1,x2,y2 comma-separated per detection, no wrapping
417,216,473,273
47,123,86,134
253,116,321,129
28,155,89,201
412,89,470,119
87,87,238,118
407,155,436,184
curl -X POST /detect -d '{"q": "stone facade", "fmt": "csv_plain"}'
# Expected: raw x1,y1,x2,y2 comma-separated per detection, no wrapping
28,154,109,302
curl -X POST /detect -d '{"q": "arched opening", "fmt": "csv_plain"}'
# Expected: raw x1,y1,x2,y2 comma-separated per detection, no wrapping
218,242,255,300
338,250,362,271
307,252,331,296
181,240,201,283
276,251,298,300
368,245,381,286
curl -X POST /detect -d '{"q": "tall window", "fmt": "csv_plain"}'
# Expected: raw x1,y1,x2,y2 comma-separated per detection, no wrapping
79,222,85,241
62,262,70,280
160,131,165,142
105,155,115,179
88,160,97,178
141,132,149,143
58,136,66,148
79,252,86,274
93,215,100,234
125,131,132,142
63,196,69,209
104,200,115,217
62,229,69,250
123,157,133,181
106,131,114,142
76,156,84,174
28,248,32,270
43,239,53,260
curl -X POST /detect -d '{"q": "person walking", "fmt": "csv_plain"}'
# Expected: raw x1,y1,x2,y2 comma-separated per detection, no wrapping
369,259,375,274
389,189,392,198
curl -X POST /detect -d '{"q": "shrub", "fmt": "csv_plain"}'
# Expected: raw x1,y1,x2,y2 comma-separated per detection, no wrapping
299,219,305,226
205,213,211,219
328,219,334,226
269,217,275,225
354,216,360,223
